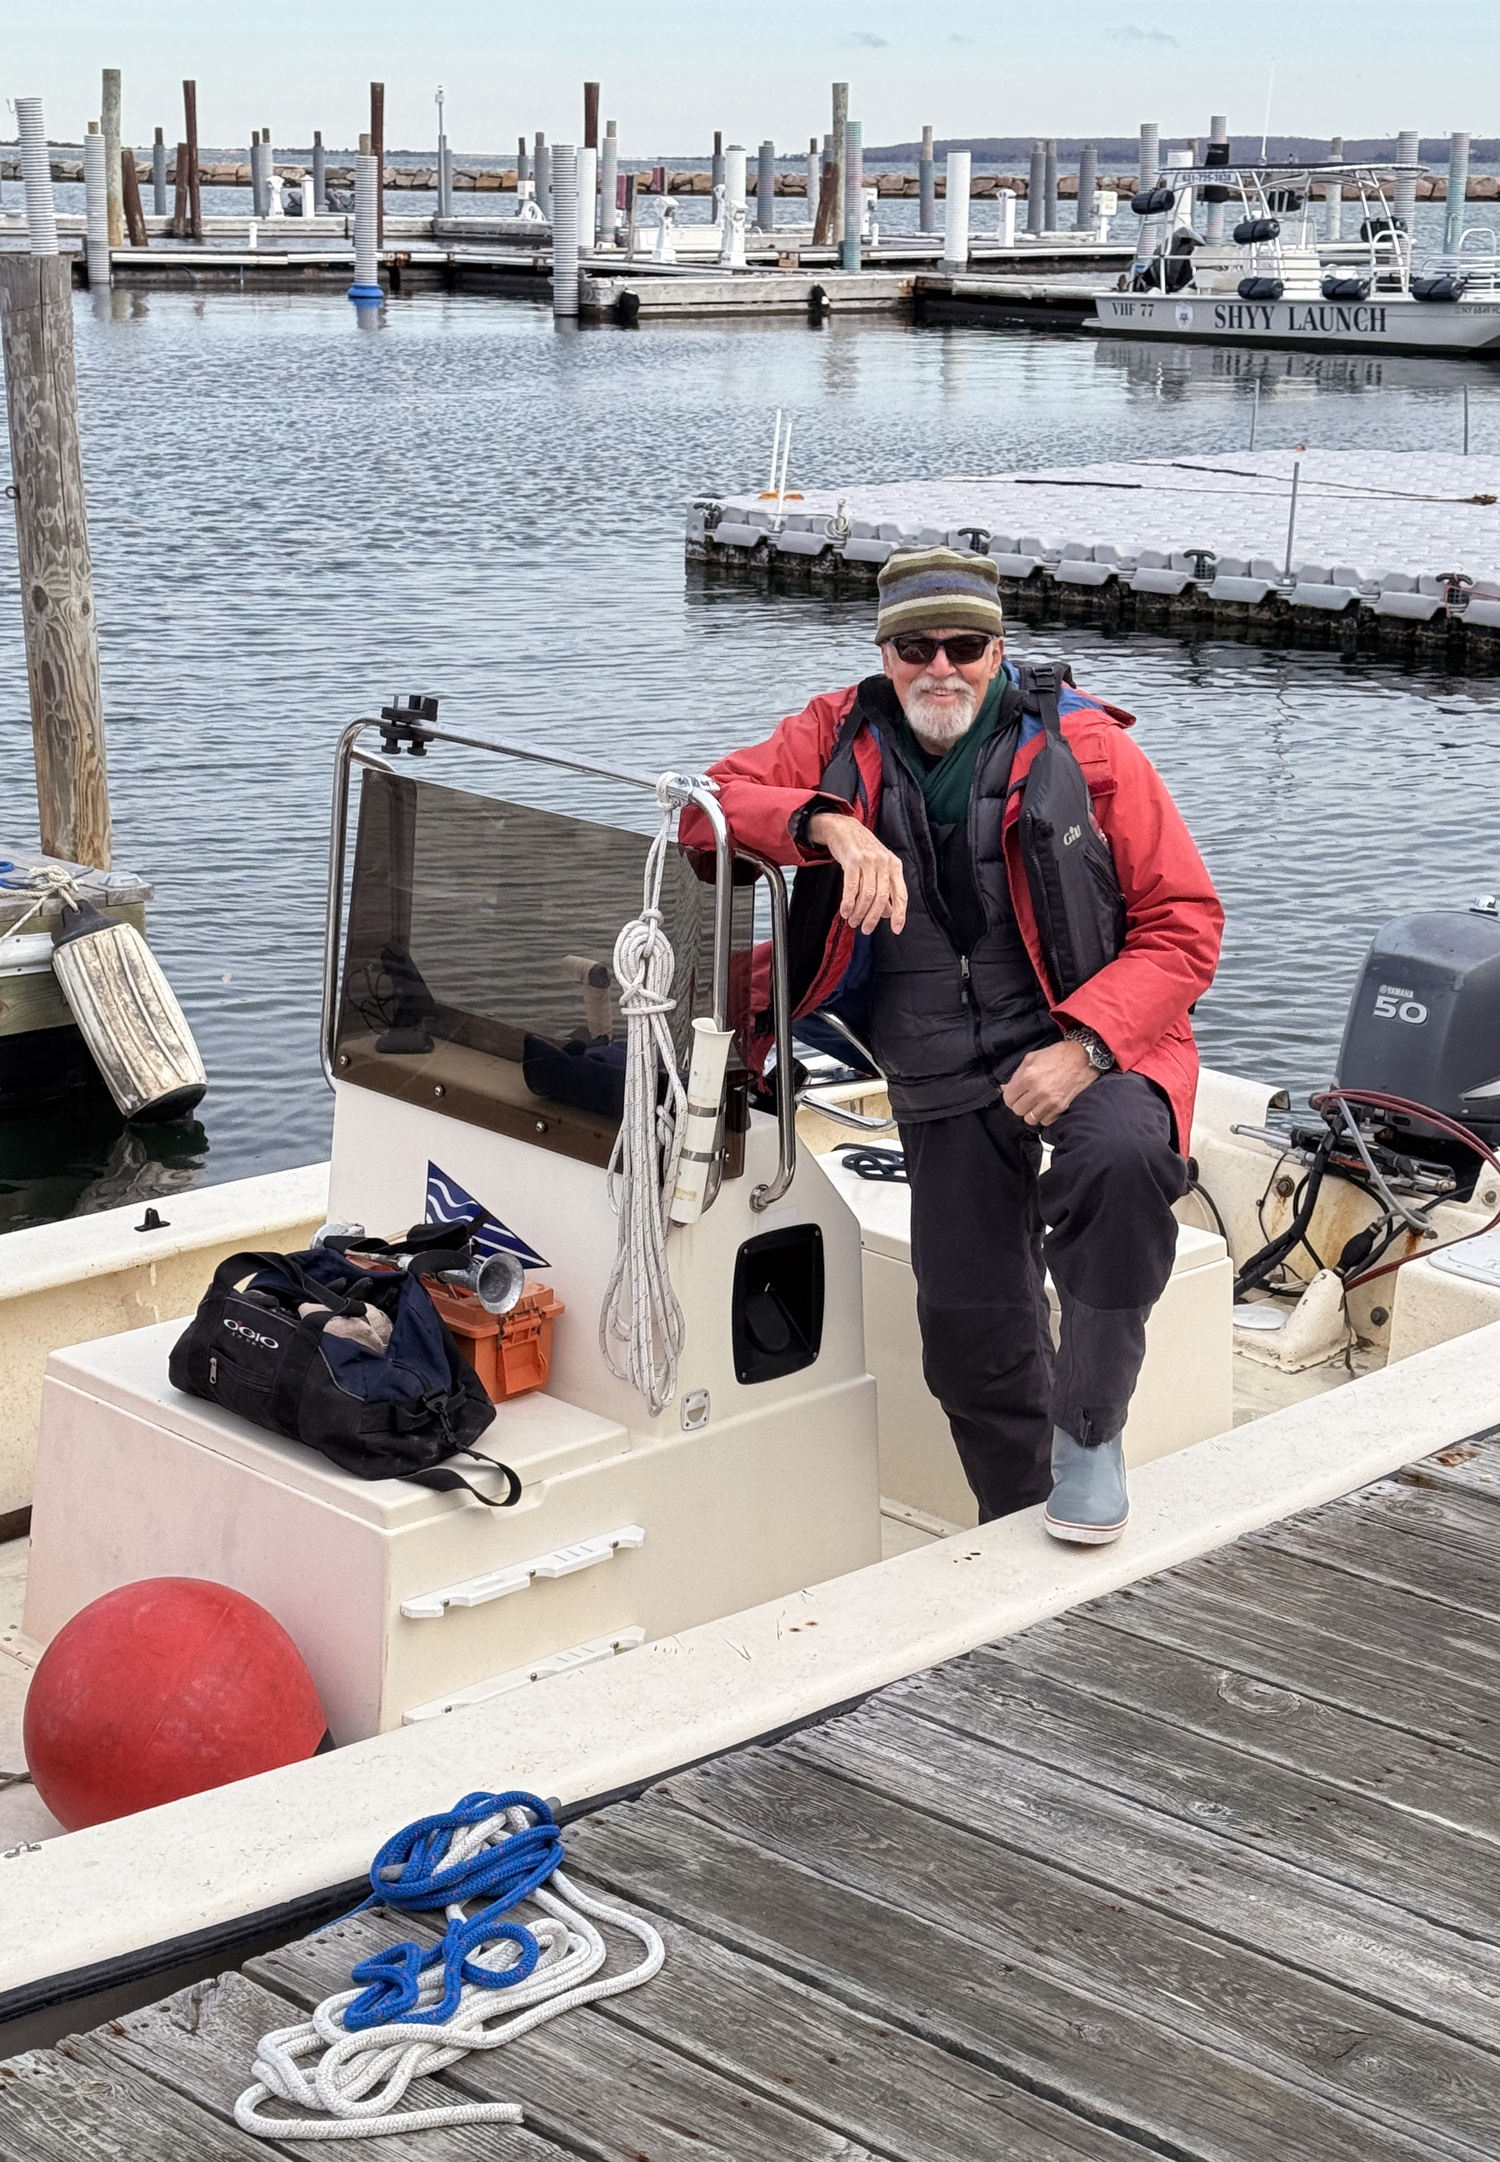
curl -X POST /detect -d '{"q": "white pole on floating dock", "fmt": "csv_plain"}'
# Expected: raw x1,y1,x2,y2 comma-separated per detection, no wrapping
1249,377,1260,450
1043,138,1058,231
349,144,382,302
17,96,60,254
84,123,110,288
997,188,1016,246
758,140,776,232
723,142,747,264
1026,140,1045,235
1393,129,1419,235
1444,132,1470,255
841,119,862,271
767,410,782,493
313,130,326,213
1463,384,1470,454
944,148,971,270
300,174,314,219
575,144,596,258
152,127,167,216
919,125,935,233
1325,136,1343,243
552,143,580,316
600,122,619,245
831,83,848,244
1203,116,1227,242
1284,457,1302,576
1139,122,1159,190
1075,142,1097,232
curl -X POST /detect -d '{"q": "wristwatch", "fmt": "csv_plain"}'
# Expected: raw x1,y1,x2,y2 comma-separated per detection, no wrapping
1065,1026,1116,1073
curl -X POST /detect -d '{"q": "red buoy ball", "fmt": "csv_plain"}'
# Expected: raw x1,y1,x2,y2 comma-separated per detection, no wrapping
24,1577,328,1830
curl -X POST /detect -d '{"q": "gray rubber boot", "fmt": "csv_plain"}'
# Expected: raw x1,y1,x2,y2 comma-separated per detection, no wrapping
1043,1428,1129,1545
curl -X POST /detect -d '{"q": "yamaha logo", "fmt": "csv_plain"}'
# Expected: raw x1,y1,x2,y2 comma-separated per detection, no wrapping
224,1317,280,1351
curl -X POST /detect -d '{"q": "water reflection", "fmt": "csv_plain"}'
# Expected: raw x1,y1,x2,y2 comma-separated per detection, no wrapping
0,1096,209,1235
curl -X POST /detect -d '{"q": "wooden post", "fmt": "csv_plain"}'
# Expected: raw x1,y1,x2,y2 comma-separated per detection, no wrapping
101,68,124,247
0,256,112,869
370,83,385,245
183,80,202,238
121,143,149,246
584,82,600,151
152,126,167,216
172,142,189,237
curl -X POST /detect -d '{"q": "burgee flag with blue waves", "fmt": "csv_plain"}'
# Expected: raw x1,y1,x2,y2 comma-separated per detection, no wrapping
425,1162,549,1269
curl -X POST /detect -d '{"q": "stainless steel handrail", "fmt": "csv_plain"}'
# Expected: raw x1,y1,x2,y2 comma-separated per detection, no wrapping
734,846,797,1212
319,713,733,1165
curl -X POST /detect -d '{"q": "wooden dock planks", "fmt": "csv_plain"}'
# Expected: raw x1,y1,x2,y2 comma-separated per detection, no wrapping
4,1443,1497,2160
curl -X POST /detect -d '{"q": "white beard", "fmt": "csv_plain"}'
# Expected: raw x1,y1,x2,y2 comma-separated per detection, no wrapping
906,675,980,750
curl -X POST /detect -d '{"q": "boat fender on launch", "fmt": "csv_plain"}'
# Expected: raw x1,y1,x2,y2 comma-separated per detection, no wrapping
50,892,207,1122
1237,275,1285,302
1233,215,1281,246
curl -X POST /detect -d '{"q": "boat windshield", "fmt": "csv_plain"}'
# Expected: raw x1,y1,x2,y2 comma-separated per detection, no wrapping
334,768,754,1166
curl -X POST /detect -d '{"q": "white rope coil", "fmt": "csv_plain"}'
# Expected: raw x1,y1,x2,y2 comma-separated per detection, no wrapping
235,1807,664,2140
599,787,690,1415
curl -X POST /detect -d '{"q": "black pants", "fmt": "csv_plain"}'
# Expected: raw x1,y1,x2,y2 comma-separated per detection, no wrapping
900,1074,1187,1523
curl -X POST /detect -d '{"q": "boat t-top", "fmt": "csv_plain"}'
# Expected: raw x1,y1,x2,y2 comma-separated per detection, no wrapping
1085,157,1500,354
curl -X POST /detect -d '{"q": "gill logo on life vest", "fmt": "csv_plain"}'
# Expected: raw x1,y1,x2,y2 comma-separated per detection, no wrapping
1062,824,1082,846
224,1317,280,1350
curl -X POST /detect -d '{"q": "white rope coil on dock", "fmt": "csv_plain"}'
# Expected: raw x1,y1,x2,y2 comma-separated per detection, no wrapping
599,781,692,1415
234,1803,663,2140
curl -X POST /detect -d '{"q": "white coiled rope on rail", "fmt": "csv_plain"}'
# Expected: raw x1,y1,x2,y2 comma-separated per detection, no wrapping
599,777,697,1415
235,1799,664,2140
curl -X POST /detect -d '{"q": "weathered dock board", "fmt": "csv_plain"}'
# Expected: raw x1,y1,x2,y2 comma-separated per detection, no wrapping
4,1434,1497,2159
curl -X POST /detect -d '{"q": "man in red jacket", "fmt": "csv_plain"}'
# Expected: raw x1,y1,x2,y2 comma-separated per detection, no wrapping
693,545,1223,1542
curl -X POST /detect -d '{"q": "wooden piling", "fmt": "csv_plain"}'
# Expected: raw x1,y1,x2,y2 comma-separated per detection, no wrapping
171,141,189,237
313,129,326,212
121,143,149,246
370,82,385,244
101,69,124,248
584,82,600,151
152,127,167,216
182,80,202,239
831,83,848,243
0,255,112,869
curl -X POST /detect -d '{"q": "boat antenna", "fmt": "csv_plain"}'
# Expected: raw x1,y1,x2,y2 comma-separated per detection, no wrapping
1259,67,1275,161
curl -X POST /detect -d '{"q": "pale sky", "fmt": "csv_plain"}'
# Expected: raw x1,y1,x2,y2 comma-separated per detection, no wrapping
6,0,1497,154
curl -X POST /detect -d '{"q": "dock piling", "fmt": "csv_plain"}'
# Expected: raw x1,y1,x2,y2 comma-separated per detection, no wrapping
536,135,550,220
182,79,202,239
171,140,189,237
349,143,382,303
831,83,848,244
101,69,123,248
1075,142,1097,232
1043,137,1058,231
1203,116,1228,242
758,141,776,232
1445,131,1471,254
1325,136,1343,241
1139,121,1159,189
300,173,315,219
552,144,579,317
84,124,110,288
712,131,725,199
1393,129,1419,234
16,98,59,255
121,139,149,247
517,136,530,189
919,125,935,232
152,127,167,216
944,148,971,270
0,241,113,868
996,187,1015,246
584,82,600,151
1026,141,1044,235
721,146,747,265
599,122,619,245
576,144,597,258
807,137,819,217
841,120,862,272
313,130,326,213
250,130,265,217
370,83,385,244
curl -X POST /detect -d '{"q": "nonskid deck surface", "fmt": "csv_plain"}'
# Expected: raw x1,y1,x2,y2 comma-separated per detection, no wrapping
3,1434,1498,2161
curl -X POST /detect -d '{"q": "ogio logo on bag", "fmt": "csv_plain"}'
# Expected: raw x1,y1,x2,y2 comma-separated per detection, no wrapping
224,1317,280,1351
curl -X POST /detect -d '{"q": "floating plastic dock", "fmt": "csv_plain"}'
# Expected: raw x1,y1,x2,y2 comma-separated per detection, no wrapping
688,448,1500,662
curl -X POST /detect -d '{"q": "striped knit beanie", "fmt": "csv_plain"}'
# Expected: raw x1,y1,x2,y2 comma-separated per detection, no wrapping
874,546,1005,643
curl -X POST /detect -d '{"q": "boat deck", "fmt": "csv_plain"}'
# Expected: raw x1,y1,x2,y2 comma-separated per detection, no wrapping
3,1431,1497,2160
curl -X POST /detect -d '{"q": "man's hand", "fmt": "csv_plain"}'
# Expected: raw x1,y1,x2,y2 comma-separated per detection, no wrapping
1002,1039,1100,1128
806,811,908,935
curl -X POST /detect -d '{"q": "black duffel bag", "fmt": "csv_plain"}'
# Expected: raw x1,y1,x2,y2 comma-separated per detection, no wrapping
169,1224,520,1506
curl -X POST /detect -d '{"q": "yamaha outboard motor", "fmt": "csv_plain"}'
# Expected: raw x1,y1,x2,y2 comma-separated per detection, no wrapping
1336,903,1500,1158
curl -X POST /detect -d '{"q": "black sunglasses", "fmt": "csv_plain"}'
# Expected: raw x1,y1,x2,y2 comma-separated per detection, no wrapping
890,632,995,667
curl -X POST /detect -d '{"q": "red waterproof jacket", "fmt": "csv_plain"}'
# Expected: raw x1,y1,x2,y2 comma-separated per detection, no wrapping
681,680,1224,1151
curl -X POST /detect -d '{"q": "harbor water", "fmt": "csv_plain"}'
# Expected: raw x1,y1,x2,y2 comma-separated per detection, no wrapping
2,290,1499,1229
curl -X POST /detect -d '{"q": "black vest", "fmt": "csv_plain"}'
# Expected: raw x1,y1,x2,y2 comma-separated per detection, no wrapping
869,682,1059,1120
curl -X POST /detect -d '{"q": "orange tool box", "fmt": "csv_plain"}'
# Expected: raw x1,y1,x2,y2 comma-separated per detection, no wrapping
427,1279,565,1403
